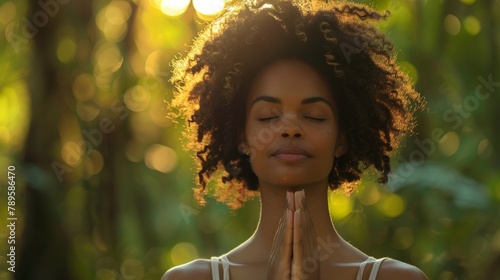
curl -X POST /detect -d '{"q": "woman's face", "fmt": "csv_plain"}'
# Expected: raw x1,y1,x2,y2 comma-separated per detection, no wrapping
244,59,345,189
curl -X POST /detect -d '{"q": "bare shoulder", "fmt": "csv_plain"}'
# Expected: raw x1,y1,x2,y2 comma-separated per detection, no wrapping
377,258,428,280
161,259,212,280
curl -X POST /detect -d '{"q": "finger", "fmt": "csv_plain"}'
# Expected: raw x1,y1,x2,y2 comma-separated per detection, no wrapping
292,208,303,278
294,190,303,212
283,209,293,257
295,190,321,280
283,209,294,277
266,195,294,280
283,192,293,266
287,190,295,212
275,209,293,280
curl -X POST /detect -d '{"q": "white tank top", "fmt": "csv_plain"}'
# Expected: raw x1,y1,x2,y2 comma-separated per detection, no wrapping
210,255,387,280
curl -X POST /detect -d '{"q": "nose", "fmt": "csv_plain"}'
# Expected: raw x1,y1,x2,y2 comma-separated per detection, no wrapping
281,131,302,138
280,114,302,139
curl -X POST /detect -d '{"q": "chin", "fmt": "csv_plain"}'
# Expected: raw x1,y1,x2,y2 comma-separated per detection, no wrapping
269,176,320,189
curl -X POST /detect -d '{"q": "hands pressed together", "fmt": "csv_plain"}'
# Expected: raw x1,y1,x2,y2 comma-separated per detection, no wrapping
266,190,320,280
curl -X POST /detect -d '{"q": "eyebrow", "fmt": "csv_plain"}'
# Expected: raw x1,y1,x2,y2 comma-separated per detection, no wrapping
251,95,331,107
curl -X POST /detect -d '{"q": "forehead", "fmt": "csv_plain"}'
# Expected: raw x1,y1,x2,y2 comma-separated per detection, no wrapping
247,59,334,104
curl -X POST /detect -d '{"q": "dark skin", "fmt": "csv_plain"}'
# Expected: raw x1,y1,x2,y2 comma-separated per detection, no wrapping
163,60,427,280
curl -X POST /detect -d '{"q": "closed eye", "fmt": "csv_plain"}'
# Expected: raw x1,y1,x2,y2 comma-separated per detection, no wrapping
258,116,279,122
304,116,326,121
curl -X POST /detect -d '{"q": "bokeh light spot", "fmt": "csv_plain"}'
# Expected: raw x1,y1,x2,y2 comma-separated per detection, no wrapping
493,229,500,251
145,144,178,173
62,141,83,166
145,50,168,79
107,1,131,25
73,74,96,101
464,16,481,36
393,227,414,250
438,131,460,157
376,193,405,217
460,0,476,4
477,139,492,160
76,102,100,121
124,86,151,112
126,140,143,163
57,37,76,64
444,14,461,36
358,183,381,206
0,126,10,144
170,242,198,266
121,259,144,280
93,41,123,74
329,192,354,220
89,150,104,176
193,0,225,19
0,2,16,25
95,268,118,280
150,98,173,128
96,0,131,41
160,0,191,16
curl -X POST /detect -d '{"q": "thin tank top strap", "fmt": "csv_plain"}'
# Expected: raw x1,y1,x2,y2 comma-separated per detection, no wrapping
367,257,388,280
220,255,230,280
210,257,221,280
356,257,376,280
210,255,230,280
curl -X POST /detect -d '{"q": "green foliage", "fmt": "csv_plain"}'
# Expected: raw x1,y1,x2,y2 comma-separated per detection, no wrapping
0,0,498,279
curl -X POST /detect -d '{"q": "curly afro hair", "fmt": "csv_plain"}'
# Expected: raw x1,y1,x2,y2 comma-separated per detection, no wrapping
169,0,423,210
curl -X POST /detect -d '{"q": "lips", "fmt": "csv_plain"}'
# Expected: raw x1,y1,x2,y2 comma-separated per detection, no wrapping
272,145,311,162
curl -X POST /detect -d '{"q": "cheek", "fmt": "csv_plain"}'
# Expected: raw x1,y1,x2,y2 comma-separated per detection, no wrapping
310,126,338,157
246,124,280,153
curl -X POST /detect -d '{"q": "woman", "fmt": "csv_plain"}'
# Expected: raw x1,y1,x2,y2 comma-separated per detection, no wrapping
164,0,427,279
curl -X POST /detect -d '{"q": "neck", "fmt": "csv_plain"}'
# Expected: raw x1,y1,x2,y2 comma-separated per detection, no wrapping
250,181,342,257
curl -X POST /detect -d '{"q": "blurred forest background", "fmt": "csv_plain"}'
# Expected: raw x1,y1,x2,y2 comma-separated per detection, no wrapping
0,0,499,279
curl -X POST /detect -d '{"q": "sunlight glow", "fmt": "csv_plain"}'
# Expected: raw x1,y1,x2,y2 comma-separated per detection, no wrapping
193,0,225,19
160,0,191,16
